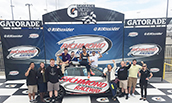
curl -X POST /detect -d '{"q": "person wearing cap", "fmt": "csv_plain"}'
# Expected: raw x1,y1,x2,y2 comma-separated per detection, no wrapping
56,48,71,74
79,46,95,76
139,64,153,101
128,59,144,97
90,51,102,68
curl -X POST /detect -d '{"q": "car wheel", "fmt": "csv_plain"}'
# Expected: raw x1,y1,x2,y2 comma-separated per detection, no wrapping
57,86,66,99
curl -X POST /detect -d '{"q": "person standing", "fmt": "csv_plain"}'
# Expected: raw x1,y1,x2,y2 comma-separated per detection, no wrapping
128,59,144,97
45,59,63,102
79,46,94,76
25,62,38,102
103,60,117,101
139,64,153,101
56,48,71,74
37,62,47,103
90,51,102,68
118,61,131,99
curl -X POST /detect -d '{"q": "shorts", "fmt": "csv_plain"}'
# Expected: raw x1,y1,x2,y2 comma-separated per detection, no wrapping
28,85,38,94
119,80,128,89
38,82,47,93
47,81,59,91
128,77,137,87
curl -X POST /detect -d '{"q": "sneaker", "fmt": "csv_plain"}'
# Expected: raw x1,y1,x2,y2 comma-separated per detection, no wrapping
119,93,125,97
125,94,128,99
140,97,143,100
128,94,130,98
131,93,135,97
29,100,33,102
49,98,53,102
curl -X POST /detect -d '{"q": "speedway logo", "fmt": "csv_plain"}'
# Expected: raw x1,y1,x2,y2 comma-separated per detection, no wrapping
7,46,40,60
29,33,39,38
93,27,120,31
67,4,96,24
127,44,161,57
60,76,108,93
47,27,74,32
4,35,23,38
55,35,112,56
128,32,138,37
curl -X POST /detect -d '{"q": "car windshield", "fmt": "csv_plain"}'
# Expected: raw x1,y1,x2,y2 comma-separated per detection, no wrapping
64,67,85,76
64,67,103,76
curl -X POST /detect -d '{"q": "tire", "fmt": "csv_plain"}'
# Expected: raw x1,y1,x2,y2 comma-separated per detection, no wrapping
57,86,66,99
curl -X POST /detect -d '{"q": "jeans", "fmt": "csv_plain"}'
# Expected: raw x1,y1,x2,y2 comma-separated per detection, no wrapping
109,82,117,97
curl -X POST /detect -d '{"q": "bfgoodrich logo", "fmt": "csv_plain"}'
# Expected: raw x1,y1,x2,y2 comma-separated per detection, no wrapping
55,35,112,57
7,45,40,60
128,44,161,57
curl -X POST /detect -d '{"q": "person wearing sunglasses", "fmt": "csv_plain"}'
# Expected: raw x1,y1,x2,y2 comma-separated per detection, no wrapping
139,64,153,101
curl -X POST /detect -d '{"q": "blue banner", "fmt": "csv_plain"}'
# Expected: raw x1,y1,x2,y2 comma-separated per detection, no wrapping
124,27,166,77
1,29,45,80
44,24,124,66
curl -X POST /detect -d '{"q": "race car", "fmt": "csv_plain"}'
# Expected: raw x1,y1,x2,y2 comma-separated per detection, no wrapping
57,66,110,99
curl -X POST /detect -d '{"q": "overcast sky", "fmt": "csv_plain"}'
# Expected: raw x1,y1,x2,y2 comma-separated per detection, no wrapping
0,0,172,20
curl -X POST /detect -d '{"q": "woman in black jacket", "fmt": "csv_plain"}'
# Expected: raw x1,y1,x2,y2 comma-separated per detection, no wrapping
37,62,47,102
139,64,153,101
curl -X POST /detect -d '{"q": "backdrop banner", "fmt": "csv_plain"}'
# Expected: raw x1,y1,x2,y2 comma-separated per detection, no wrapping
1,29,45,80
43,24,124,68
124,27,166,77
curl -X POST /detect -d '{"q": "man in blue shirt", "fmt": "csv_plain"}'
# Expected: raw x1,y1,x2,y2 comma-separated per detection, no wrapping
56,48,71,74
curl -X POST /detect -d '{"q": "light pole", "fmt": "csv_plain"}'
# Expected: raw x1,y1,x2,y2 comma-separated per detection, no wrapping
25,3,32,20
166,0,169,18
10,0,14,20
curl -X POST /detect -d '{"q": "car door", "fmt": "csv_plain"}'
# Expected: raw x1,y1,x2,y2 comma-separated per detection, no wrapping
60,67,109,94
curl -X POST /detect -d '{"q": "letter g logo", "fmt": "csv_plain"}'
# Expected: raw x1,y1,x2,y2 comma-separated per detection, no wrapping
67,5,78,18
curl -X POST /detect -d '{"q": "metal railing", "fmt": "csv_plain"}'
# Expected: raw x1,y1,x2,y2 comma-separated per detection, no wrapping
163,62,172,79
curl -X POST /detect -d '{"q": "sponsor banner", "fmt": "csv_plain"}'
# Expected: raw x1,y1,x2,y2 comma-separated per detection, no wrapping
0,29,44,80
0,20,42,28
124,27,166,77
43,4,124,24
125,18,167,26
44,24,124,62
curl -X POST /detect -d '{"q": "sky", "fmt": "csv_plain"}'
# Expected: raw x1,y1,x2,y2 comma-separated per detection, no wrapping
0,0,172,20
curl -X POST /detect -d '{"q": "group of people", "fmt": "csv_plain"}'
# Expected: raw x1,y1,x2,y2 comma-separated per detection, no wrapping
103,59,153,101
25,59,62,103
57,46,102,76
25,46,103,103
25,45,153,103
